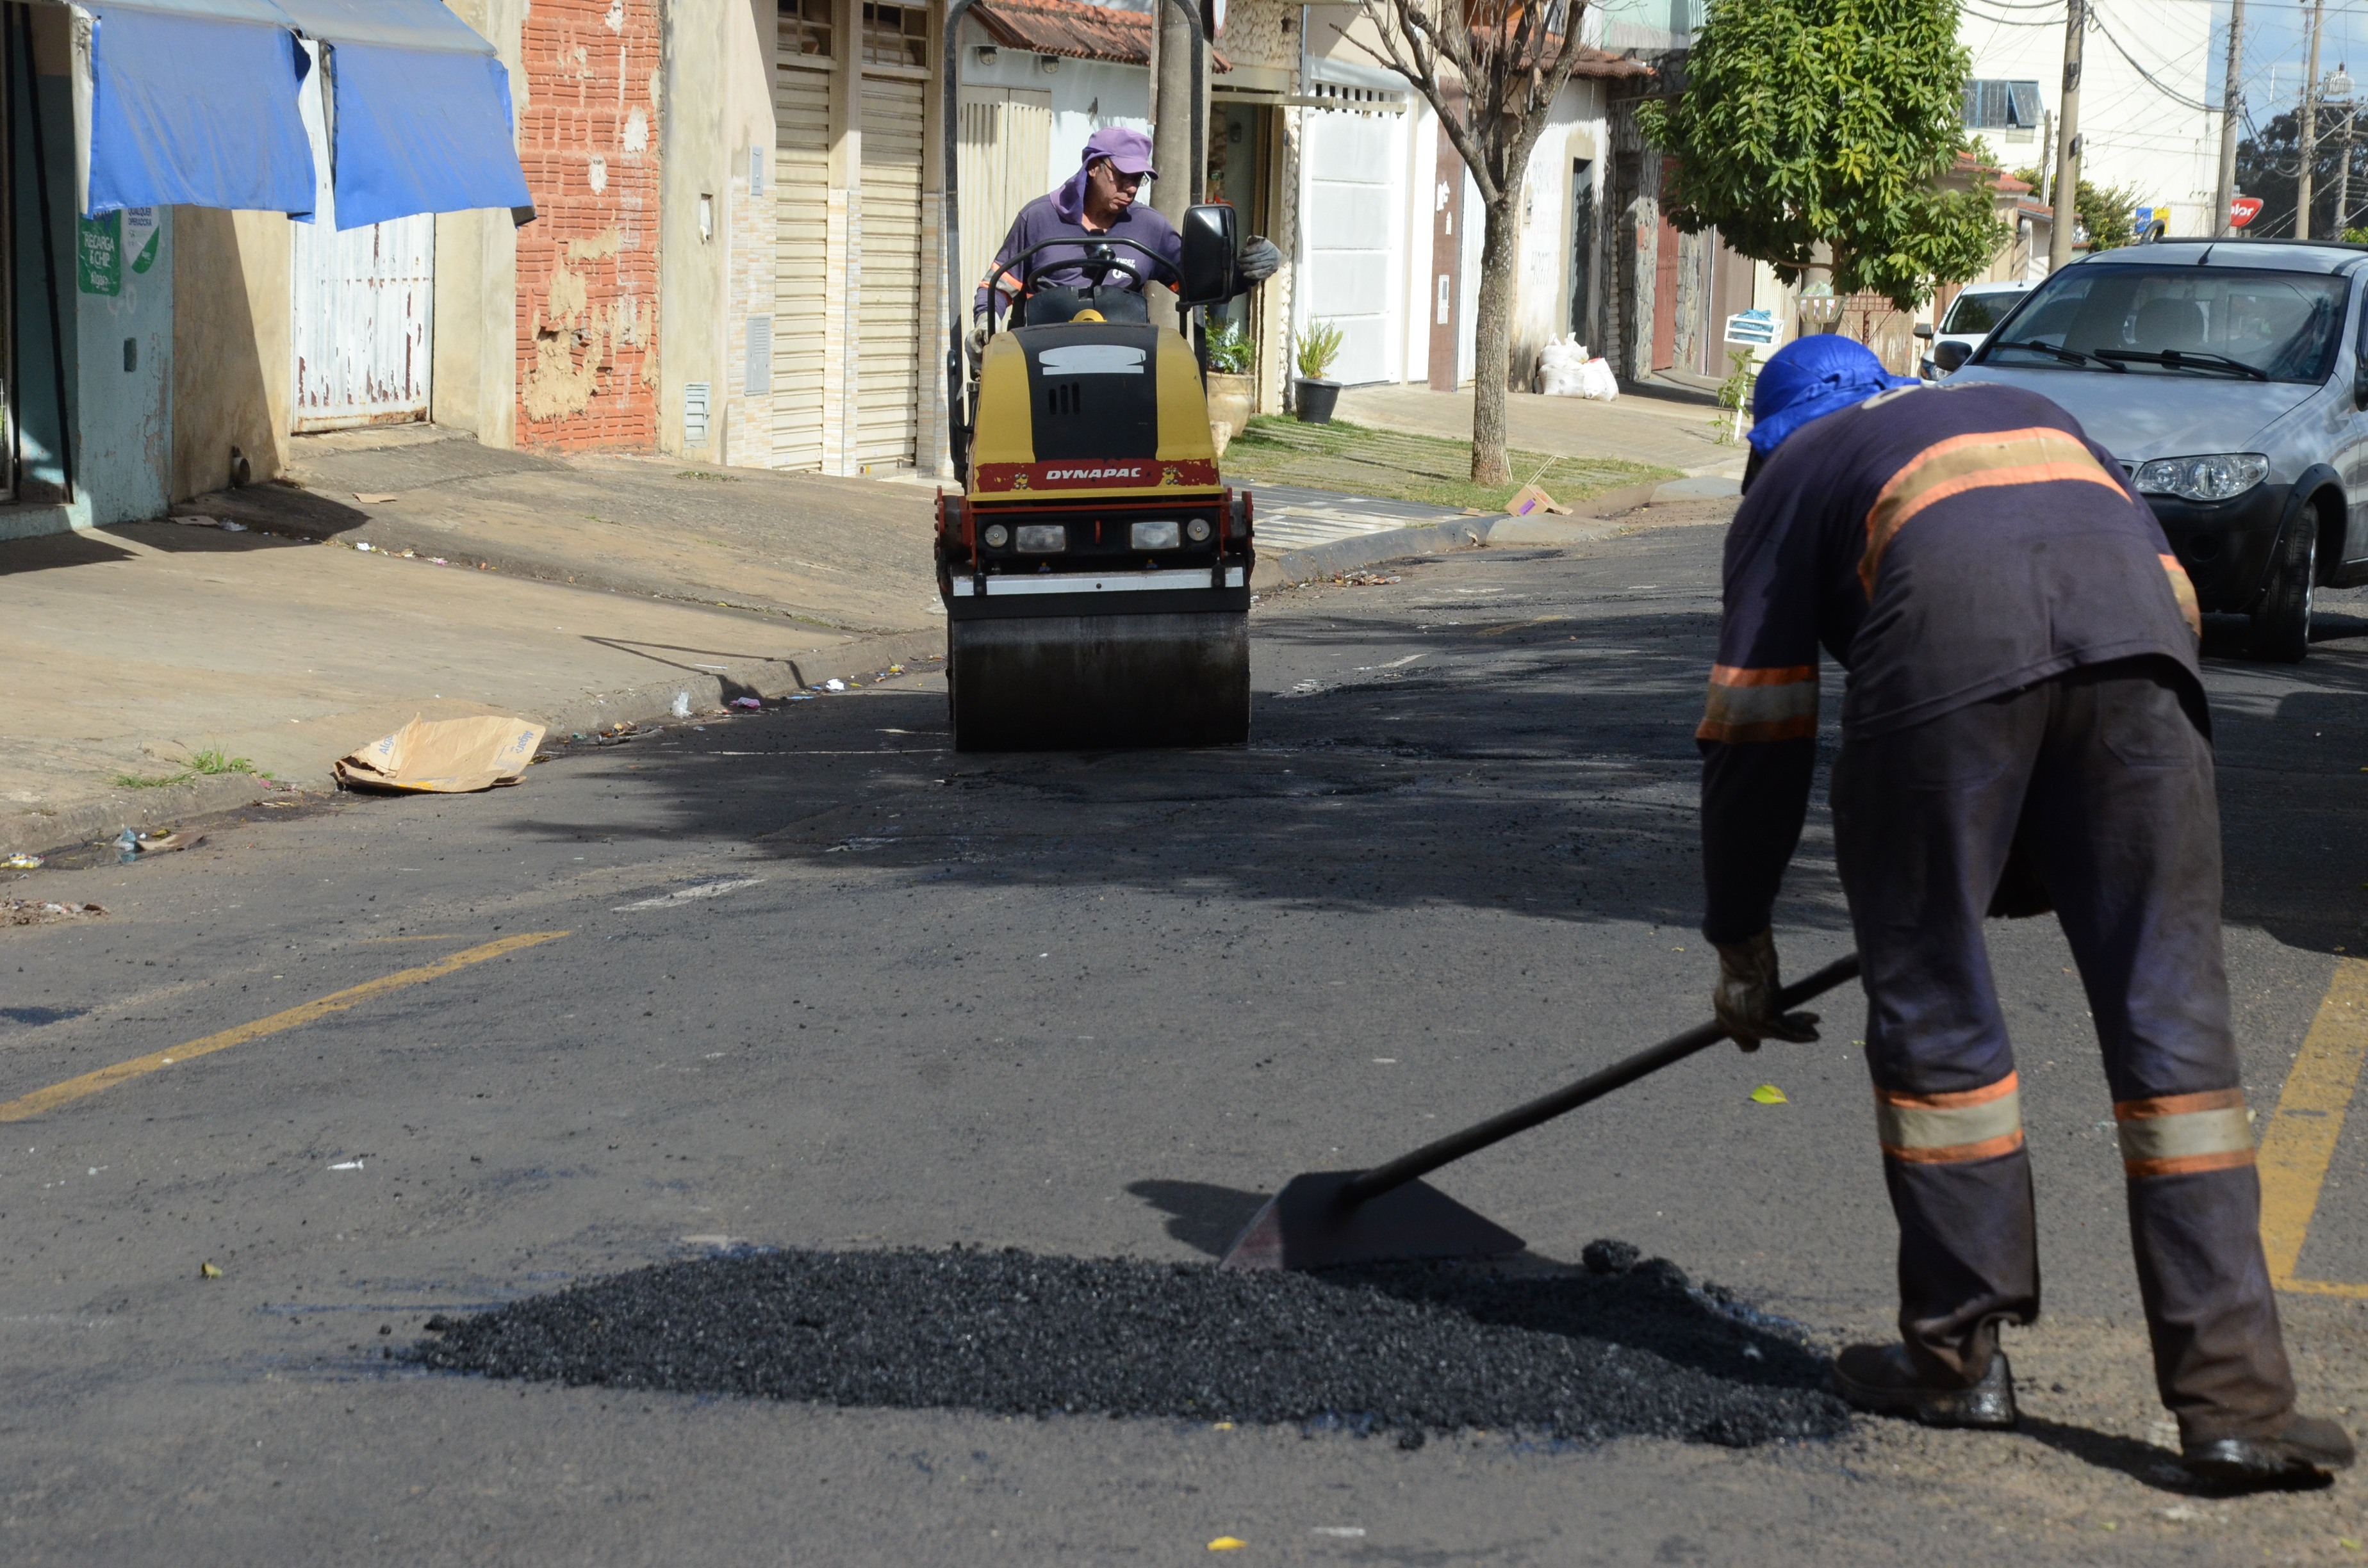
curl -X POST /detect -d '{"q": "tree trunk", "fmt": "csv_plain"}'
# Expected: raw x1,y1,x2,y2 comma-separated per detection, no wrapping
1468,195,1519,486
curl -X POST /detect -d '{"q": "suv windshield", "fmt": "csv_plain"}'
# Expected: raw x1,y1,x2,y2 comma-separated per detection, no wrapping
1976,265,2349,382
1940,291,2013,334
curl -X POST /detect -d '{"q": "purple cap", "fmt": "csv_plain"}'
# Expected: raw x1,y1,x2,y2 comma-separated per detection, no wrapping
1081,126,1157,177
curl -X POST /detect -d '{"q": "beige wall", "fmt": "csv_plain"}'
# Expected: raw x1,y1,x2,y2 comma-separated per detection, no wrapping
170,208,292,498
657,0,780,462
432,0,525,446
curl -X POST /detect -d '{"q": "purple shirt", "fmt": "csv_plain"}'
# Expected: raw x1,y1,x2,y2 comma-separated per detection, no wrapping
976,192,1181,320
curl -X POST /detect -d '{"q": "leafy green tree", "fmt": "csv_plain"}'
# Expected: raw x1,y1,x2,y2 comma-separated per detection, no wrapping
2010,168,2141,252
1639,0,2005,310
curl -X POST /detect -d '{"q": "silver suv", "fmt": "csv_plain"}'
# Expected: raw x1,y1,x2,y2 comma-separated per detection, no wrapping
1944,240,2368,660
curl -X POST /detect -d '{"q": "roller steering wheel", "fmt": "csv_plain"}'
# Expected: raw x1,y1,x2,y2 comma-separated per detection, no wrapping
982,236,1170,333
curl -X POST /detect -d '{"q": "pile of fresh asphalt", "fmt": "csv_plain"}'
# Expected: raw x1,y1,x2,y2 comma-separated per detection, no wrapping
416,1239,1851,1447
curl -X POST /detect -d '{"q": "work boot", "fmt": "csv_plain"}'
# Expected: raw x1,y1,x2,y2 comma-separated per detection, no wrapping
1832,1343,2018,1429
2183,1414,2356,1488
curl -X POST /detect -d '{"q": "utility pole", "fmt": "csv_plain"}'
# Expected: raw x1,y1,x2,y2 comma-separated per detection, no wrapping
2299,0,2325,239
1149,0,1197,331
2214,0,2245,236
2049,0,2085,270
2334,69,2360,236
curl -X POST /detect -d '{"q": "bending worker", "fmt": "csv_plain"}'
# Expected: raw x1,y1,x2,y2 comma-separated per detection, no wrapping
974,126,1279,327
1699,333,2352,1488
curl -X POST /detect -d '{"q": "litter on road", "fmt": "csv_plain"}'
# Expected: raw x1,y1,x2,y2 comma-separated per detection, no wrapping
413,1244,1848,1448
2,899,106,926
334,715,547,794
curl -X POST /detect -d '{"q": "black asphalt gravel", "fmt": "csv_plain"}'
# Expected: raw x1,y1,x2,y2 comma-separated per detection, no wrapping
415,1242,1852,1448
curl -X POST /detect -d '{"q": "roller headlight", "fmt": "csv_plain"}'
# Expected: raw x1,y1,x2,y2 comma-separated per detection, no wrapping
1015,524,1067,553
1130,519,1181,550
1185,518,1213,543
2132,453,2269,502
982,523,1010,548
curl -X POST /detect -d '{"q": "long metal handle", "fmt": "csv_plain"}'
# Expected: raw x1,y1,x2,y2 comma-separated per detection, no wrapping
1336,952,1863,1209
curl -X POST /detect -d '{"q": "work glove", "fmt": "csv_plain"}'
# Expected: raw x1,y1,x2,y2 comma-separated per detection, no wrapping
1713,928,1821,1052
966,323,989,370
1236,235,1281,285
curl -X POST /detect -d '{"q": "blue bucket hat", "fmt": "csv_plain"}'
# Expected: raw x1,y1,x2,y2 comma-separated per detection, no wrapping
1748,334,1918,458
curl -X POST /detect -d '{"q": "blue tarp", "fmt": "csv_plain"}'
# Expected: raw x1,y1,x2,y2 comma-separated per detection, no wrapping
79,0,529,227
274,0,531,229
317,44,529,229
83,2,316,216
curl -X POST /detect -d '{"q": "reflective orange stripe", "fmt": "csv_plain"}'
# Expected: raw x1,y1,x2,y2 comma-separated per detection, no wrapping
2160,553,2201,638
2116,1086,2254,1177
1875,1072,2025,1164
1697,664,1818,744
1860,428,2126,594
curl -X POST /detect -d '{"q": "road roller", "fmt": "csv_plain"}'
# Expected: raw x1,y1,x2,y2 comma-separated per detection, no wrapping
935,211,1258,751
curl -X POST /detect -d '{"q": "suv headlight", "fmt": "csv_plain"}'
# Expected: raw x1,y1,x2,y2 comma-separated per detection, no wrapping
2132,453,2269,502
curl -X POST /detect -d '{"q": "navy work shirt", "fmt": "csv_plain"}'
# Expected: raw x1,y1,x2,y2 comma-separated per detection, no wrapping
1698,380,2204,943
976,192,1181,320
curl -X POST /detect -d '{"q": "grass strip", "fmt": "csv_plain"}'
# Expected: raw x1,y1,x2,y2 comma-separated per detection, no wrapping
111,749,258,790
1218,417,1679,514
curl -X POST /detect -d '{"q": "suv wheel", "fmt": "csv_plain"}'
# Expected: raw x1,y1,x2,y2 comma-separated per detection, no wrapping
2249,518,2317,663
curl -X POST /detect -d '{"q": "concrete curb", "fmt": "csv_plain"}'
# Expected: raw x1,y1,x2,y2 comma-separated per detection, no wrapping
1,628,947,858
1250,471,1741,587
1,772,289,860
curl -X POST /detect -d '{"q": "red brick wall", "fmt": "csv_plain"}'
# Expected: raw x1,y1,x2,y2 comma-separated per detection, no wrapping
514,0,662,450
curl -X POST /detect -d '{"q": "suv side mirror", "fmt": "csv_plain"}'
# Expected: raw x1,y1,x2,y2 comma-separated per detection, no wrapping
1933,339,1972,373
1178,203,1239,307
2356,350,2368,411
1912,322,1934,340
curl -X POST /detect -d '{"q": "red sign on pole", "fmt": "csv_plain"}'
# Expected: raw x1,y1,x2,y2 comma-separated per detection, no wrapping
2231,196,2264,229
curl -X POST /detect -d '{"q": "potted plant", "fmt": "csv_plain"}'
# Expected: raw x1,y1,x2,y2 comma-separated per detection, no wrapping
1204,320,1255,452
1293,319,1345,423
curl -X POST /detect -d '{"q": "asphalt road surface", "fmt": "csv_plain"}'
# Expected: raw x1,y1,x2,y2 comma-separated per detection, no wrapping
6,516,2368,1565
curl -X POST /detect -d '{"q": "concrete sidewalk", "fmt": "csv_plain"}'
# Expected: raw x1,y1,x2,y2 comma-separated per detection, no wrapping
193,425,947,635
1335,384,1750,478
0,519,941,856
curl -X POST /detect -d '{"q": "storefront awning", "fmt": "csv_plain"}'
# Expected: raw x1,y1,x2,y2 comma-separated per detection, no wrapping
275,0,531,229
76,0,317,216
69,0,529,227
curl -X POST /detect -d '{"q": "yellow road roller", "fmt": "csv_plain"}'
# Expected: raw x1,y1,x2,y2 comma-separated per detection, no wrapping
936,215,1260,751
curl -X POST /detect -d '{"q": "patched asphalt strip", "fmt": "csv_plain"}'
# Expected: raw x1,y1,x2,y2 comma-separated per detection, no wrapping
413,1243,1852,1448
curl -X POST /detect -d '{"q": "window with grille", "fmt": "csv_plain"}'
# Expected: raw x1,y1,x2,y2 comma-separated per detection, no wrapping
1962,79,2044,130
780,0,832,60
862,3,926,66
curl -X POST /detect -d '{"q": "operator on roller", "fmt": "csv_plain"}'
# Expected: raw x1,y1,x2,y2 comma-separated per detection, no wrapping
973,126,1279,329
1698,333,2353,1487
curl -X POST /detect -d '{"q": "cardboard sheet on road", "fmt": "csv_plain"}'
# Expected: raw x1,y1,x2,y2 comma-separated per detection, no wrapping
334,714,545,793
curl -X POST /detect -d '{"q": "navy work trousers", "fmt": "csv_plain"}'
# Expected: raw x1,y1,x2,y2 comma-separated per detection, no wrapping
1830,657,2294,1442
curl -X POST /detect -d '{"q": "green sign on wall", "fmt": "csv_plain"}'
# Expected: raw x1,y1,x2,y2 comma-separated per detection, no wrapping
76,208,158,296
76,211,119,295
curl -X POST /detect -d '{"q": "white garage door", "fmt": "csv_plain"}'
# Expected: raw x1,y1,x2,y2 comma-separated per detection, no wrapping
858,70,928,469
772,56,832,470
1301,110,1402,386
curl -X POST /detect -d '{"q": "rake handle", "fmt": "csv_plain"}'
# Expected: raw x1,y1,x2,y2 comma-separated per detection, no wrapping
1335,951,1863,1211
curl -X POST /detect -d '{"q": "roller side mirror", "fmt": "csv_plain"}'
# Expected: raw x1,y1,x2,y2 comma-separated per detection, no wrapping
1178,204,1239,307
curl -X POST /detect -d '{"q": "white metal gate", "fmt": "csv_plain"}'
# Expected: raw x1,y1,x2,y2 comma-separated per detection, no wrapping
290,45,432,432
957,85,1050,312
772,54,831,470
857,69,928,469
1301,108,1404,386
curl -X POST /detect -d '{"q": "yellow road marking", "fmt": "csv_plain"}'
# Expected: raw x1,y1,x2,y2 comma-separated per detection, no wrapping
2258,956,2368,1293
0,931,569,1123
